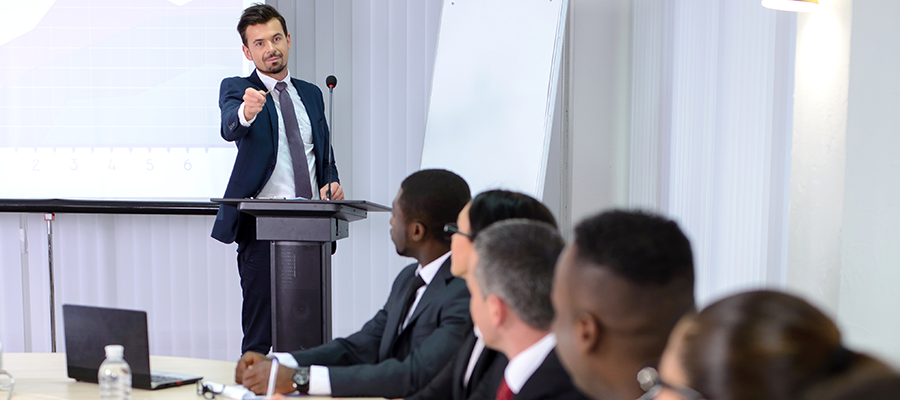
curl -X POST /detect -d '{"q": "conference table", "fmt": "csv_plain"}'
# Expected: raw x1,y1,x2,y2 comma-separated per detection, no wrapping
2,353,371,400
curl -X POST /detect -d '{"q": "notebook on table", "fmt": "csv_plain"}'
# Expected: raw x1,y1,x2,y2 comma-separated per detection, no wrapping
62,304,203,390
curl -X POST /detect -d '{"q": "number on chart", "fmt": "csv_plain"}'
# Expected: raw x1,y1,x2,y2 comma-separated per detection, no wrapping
108,160,116,170
32,159,39,171
70,159,78,171
184,159,192,171
146,159,154,171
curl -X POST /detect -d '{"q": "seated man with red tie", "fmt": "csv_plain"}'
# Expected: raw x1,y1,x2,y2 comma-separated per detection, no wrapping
467,220,590,400
236,169,473,398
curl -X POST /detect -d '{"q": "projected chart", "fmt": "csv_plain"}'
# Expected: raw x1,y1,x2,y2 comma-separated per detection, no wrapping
0,0,254,200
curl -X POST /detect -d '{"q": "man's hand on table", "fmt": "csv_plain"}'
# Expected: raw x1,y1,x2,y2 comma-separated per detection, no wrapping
239,357,297,394
235,351,267,384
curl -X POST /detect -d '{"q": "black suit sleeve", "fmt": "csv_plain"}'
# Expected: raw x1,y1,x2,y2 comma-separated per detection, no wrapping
288,271,407,366
405,351,456,400
287,307,388,367
219,78,251,142
327,279,471,398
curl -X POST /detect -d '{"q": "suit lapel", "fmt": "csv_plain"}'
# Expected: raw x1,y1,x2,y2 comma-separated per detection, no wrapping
380,264,417,359
292,78,320,143
248,70,279,150
399,257,453,333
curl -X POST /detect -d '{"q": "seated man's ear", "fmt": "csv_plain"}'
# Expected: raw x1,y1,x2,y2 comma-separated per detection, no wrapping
576,311,604,354
409,221,428,243
487,294,508,328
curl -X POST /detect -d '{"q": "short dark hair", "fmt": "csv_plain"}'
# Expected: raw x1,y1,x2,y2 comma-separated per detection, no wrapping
399,169,471,245
474,220,564,331
573,210,694,286
237,3,288,46
469,190,557,239
681,291,894,400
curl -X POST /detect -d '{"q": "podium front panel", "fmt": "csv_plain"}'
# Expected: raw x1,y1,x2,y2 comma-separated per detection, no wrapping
270,241,332,351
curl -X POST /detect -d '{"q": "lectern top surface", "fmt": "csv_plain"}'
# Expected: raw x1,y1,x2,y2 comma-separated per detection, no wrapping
211,199,391,222
211,198,391,212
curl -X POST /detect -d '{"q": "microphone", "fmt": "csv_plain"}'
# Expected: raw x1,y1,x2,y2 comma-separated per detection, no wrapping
325,75,337,200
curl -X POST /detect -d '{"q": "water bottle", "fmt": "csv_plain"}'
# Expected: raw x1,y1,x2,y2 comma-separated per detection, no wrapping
98,344,132,400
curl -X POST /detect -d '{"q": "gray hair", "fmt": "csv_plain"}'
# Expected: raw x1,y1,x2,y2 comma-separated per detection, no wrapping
473,219,564,331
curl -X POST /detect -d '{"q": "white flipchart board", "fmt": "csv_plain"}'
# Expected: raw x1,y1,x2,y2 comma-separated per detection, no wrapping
420,0,568,198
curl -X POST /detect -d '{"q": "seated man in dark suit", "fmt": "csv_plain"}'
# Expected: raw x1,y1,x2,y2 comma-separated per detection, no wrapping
550,210,696,400
407,190,559,400
467,220,590,400
236,169,472,397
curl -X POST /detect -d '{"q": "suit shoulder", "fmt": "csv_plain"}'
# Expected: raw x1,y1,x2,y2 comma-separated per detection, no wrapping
388,263,419,291
221,75,250,85
292,78,323,94
398,262,418,278
220,76,257,92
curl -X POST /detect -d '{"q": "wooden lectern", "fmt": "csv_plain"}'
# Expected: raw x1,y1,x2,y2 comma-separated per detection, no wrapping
212,199,391,352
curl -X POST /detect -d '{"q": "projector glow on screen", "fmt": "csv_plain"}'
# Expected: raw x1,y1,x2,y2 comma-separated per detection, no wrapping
0,0,255,200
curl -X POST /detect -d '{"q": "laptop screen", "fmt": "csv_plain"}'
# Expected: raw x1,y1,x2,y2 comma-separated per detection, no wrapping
62,304,153,387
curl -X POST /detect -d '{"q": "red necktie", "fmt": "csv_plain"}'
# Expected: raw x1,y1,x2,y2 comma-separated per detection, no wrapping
495,378,514,400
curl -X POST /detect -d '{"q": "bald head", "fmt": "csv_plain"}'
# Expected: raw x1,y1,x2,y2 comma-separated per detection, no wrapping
551,210,695,400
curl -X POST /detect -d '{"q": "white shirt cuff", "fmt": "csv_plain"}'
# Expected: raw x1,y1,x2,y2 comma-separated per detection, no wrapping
308,365,332,396
269,353,331,395
270,352,299,369
237,102,255,127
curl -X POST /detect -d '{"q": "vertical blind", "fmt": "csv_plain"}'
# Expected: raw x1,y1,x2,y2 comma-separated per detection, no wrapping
630,0,796,305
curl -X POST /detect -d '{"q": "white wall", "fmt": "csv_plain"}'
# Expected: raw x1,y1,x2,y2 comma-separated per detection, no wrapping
838,0,900,368
786,0,854,315
566,0,632,224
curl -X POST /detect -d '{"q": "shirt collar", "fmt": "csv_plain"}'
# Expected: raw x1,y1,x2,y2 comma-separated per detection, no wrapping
256,69,292,93
416,251,450,286
504,333,557,394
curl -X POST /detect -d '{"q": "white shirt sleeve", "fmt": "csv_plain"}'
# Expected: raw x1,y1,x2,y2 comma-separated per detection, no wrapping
270,352,299,369
308,365,332,396
269,353,331,395
238,102,256,127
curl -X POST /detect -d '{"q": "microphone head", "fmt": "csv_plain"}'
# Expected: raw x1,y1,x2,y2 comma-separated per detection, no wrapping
326,75,337,88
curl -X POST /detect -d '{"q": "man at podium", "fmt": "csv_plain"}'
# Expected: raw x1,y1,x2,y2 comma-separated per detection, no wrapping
210,4,344,355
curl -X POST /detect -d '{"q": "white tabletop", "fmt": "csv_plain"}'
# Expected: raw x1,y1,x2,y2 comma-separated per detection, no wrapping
1,352,359,400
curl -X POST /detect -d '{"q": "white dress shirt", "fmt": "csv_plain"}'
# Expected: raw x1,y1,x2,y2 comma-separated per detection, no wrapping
238,69,319,199
503,333,557,394
463,327,487,387
272,252,452,395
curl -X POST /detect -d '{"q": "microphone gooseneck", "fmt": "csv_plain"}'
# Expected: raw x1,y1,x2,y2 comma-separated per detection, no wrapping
325,75,337,200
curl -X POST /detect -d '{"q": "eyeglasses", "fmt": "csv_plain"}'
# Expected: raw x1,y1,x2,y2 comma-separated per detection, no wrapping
196,380,225,399
443,223,472,240
636,366,704,400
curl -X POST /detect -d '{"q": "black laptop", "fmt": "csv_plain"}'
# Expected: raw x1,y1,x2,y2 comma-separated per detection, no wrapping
62,304,203,389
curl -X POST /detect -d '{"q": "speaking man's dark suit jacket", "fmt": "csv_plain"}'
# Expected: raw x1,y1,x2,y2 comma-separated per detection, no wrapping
289,257,471,398
406,329,507,400
211,69,339,244
472,349,590,400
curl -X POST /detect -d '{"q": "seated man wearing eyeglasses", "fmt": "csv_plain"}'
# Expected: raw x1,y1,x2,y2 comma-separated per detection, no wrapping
236,169,472,398
550,210,696,400
466,219,589,400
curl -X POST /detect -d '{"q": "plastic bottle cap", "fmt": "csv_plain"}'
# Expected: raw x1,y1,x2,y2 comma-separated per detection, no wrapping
104,344,124,359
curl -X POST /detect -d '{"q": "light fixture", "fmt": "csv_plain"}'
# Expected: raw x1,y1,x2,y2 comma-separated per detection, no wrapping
762,0,821,12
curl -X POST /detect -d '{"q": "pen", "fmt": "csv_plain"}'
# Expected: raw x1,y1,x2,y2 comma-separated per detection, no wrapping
266,357,279,398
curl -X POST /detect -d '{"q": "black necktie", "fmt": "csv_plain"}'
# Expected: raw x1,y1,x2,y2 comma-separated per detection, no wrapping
398,274,426,332
274,81,314,199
